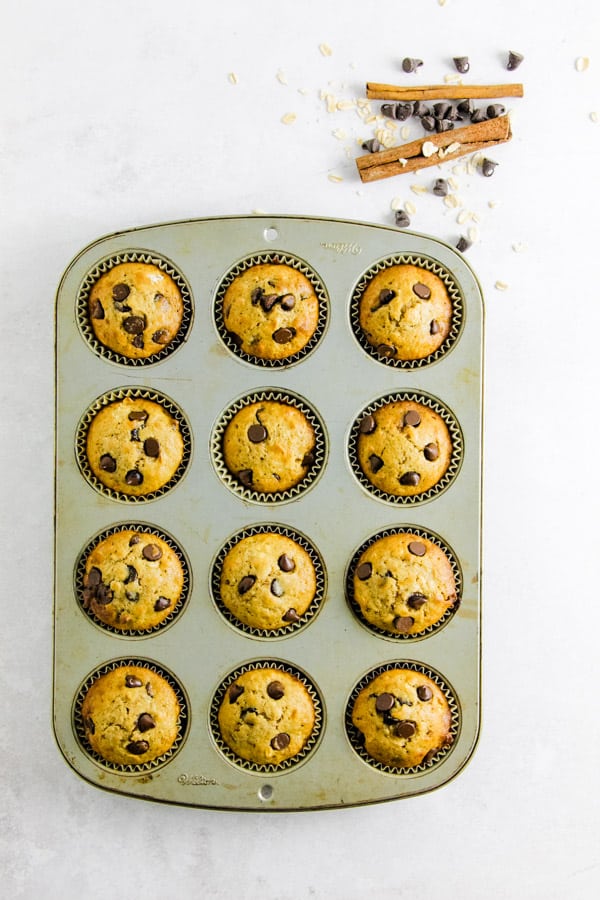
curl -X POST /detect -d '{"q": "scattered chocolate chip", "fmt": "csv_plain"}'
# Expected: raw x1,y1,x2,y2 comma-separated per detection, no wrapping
407,592,427,610
122,315,146,335
301,451,315,468
91,300,105,319
362,138,382,153
137,713,156,732
394,615,415,633
250,287,264,304
408,540,427,556
395,720,417,738
481,157,499,177
279,293,296,310
376,343,396,358
272,327,295,344
433,101,452,120
125,675,143,688
369,454,384,473
124,565,138,584
126,740,150,755
238,575,256,595
128,410,148,422
402,57,423,73
247,423,268,443
356,561,373,581
360,414,377,434
375,693,395,712
381,103,397,119
130,428,141,442
154,596,171,611
267,680,285,700
470,108,487,124
99,454,116,472
85,567,102,587
238,469,254,487
412,101,430,117
125,468,143,486
430,319,441,335
403,409,421,427
486,104,505,119
129,535,140,546
417,685,433,701
453,56,470,74
282,607,300,623
395,102,413,121
278,554,295,572
95,583,113,605
112,283,130,301
457,98,475,117
394,209,411,228
399,471,420,486
372,288,396,311
260,293,279,312
436,119,455,132
132,334,144,349
142,543,162,561
229,683,244,703
145,681,154,697
152,329,170,344
424,442,439,461
270,578,284,597
421,115,436,132
432,178,449,197
456,236,472,253
143,437,160,457
270,732,291,751
507,50,524,71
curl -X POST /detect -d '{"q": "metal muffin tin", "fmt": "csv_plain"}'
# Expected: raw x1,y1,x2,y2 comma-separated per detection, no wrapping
54,214,483,811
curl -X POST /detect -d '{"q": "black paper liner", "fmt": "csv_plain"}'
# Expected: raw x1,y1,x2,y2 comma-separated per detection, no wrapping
73,658,189,774
76,249,193,366
345,525,462,641
210,523,326,638
75,386,192,503
349,253,464,369
345,660,460,775
209,660,324,774
74,523,191,637
213,251,329,367
347,389,463,505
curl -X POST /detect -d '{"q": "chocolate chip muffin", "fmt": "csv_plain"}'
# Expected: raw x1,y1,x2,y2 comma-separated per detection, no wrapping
80,665,181,766
351,532,457,635
222,263,320,361
219,532,317,630
358,264,452,361
81,529,185,630
351,668,453,768
222,399,317,494
88,262,185,359
217,667,316,766
85,396,185,496
356,399,452,497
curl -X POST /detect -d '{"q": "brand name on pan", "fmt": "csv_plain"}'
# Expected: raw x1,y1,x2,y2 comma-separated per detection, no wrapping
320,241,362,255
178,773,219,786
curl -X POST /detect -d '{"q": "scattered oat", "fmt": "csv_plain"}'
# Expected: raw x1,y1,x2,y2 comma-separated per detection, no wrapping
422,141,438,158
494,280,509,291
390,197,405,211
251,209,267,215
328,173,344,183
405,200,417,215
444,194,462,209
456,209,470,225
411,184,428,195
575,56,590,72
512,242,528,253
467,226,479,243
452,164,467,176
297,88,309,96
228,72,238,85
444,74,463,84
319,43,333,57
488,200,500,208
590,111,599,123
438,0,448,6
276,70,288,85
332,128,348,140
447,176,459,191
281,112,297,125
337,99,356,110
400,125,411,140
398,158,408,167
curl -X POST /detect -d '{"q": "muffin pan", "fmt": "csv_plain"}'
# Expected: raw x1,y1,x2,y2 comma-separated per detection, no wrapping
54,214,483,810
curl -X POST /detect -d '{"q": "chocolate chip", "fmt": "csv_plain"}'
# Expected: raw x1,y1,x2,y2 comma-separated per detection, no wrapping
270,732,291,751
486,104,505,119
125,675,143,688
282,607,300,623
395,102,413,121
470,108,487,124
381,103,397,119
142,543,162,561
260,293,279,312
152,329,170,344
433,102,452,120
279,293,296,310
402,57,423,73
112,283,130,301
507,50,524,71
124,565,138,584
356,561,373,581
247,424,268,443
424,442,439,461
453,56,470,73
393,615,415,633
122,315,145,334
278,554,295,572
125,469,143,486
270,578,284,597
369,454,384,473
267,680,285,700
375,693,395,712
417,685,433,701
91,300,105,319
456,236,472,253
362,138,382,153
128,410,148,422
238,575,256,595
430,319,441,335
408,540,427,556
130,428,141,442
394,210,411,228
154,596,171,611
272,327,295,344
145,681,154,697
126,740,150,755
125,591,139,602
301,452,315,469
457,98,475,117
399,471,420,486
99,454,116,472
143,437,160,457
421,115,436,132
137,713,156,732
85,566,102,587
436,119,454,133
407,592,427,609
412,101,430,117
481,157,499,177
432,178,449,197
132,334,144,349
129,535,140,545
238,469,253,487
154,292,165,302
227,331,243,348
360,414,377,434
376,343,396,358
95,583,113,605
229,683,244,703
372,288,396,310
403,410,421,427
250,287,264,304
395,720,417,738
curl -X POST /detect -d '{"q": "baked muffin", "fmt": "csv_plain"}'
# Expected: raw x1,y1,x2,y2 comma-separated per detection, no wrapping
222,263,320,361
351,532,457,635
217,667,316,766
358,264,452,361
222,400,316,494
88,262,184,359
351,667,453,768
219,532,317,630
85,396,185,496
80,665,181,766
356,399,452,497
81,529,185,630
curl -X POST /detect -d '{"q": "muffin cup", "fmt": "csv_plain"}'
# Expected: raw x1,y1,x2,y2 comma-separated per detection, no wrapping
74,523,191,637
76,249,193,366
209,660,324,774
210,388,327,504
210,524,326,638
345,661,460,775
73,658,189,774
347,390,463,505
213,251,329,367
345,526,462,641
350,253,464,369
76,386,192,503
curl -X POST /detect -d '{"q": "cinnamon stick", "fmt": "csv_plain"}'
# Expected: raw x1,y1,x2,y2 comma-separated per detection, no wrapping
366,82,524,101
356,114,512,183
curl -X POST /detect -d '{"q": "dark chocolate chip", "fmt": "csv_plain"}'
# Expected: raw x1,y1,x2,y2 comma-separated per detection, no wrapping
91,300,105,319
403,410,421,427
250,287,264,304
267,680,285,700
399,471,420,486
432,178,449,197
152,329,170,344
417,685,433,701
129,534,140,545
99,454,116,472
486,104,505,119
470,108,487,123
456,236,472,252
360,414,377,434
270,732,291,751
130,428,141,442
238,575,256,595
128,410,148,422
424,442,439,461
282,607,300,623
375,692,395,712
95,583,113,605
356,561,373,581
481,157,499,177
272,327,295,344
137,713,156,732
407,592,427,609
457,98,475,117
85,566,102,587
229,683,244,703
453,56,470,74
381,103,397,119
376,343,396,357
369,454,384,473
433,102,452,120
125,675,143,688
279,293,296,310
372,288,396,310
402,57,423,73
436,119,454,133
132,334,144,349
126,740,150,755
143,437,160,457
507,50,524,71
270,578,284,597
238,469,254,487
124,565,138,584
394,210,411,227
430,319,441,335
412,101,430,117
393,615,415,633
260,293,279,312
395,720,417,738
227,331,243,348
247,424,268,443
301,452,315,469
154,596,171,611
112,283,131,301
142,543,162,561
125,469,143,486
145,681,154,697
278,553,295,572
122,315,146,335
421,115,436,132
395,102,413,121
408,540,427,556
362,138,382,153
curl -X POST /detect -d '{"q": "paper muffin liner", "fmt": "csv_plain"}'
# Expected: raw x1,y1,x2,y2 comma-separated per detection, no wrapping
210,388,327,504
209,659,324,774
349,253,464,369
347,389,463,506
345,660,460,775
73,657,189,774
210,524,326,639
76,249,193,366
345,526,462,641
75,386,192,503
213,251,329,367
74,523,192,637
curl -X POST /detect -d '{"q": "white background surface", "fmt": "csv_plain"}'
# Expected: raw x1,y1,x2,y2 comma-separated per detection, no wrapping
2,0,599,897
